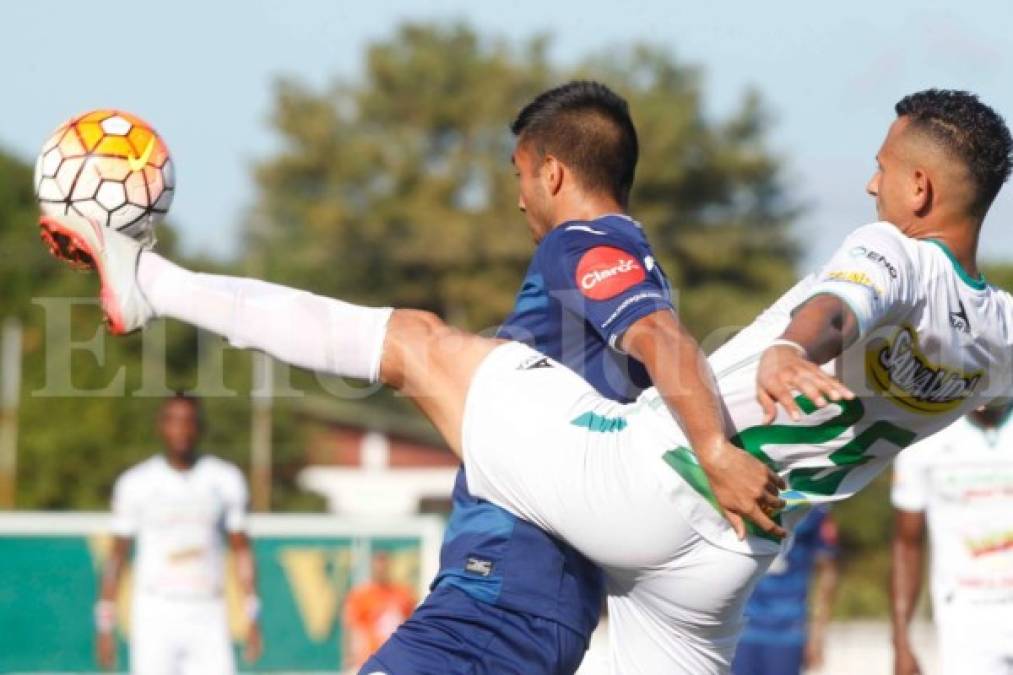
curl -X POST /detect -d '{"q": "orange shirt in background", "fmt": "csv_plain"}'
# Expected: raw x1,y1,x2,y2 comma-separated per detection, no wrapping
343,581,416,668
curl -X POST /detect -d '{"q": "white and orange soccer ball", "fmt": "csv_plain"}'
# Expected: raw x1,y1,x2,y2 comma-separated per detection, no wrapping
34,109,174,248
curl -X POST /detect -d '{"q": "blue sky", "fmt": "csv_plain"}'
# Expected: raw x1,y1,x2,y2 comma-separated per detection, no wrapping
2,0,1012,271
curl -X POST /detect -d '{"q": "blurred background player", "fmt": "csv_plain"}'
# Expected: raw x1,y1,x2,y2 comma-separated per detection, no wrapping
891,402,1013,675
95,393,263,674
342,550,416,672
732,507,839,675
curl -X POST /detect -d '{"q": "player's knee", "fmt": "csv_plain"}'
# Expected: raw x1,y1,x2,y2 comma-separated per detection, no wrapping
381,310,452,387
390,309,449,340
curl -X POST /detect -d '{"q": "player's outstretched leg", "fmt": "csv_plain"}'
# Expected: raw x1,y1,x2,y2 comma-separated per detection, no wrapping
39,217,499,454
377,309,501,451
42,218,694,564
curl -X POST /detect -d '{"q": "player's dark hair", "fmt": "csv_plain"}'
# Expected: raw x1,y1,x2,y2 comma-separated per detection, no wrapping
895,89,1013,215
160,391,204,428
511,81,639,207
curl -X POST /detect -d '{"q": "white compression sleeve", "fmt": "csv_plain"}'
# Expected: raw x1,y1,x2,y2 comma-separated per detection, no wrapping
137,251,393,383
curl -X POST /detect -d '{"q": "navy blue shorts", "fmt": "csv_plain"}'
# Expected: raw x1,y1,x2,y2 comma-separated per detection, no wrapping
731,639,804,675
359,584,589,675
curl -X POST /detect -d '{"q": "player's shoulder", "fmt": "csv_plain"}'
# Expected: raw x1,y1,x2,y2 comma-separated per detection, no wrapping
197,454,242,477
196,455,246,487
548,214,646,252
843,221,920,268
120,455,164,479
115,455,164,491
847,220,908,242
989,285,1013,323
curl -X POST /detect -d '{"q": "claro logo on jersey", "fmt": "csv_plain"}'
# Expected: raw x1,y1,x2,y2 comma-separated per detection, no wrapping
575,246,646,300
866,325,982,414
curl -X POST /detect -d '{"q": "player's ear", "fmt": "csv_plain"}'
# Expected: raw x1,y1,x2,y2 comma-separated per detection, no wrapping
542,154,565,196
911,168,932,215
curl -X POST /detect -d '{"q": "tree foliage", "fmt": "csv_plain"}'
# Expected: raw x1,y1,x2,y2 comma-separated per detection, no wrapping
251,23,799,338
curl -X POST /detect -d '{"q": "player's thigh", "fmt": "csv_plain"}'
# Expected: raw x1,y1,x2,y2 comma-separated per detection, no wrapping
730,641,761,675
604,531,775,675
129,598,178,675
462,342,684,569
180,600,236,675
130,632,176,675
732,641,803,675
363,585,587,675
937,612,1013,675
383,309,501,453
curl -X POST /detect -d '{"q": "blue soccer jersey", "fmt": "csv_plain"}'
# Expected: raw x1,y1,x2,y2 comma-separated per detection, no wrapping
365,214,674,674
738,507,839,647
432,214,674,635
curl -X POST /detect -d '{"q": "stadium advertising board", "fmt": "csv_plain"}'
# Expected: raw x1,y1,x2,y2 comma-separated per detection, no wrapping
0,513,442,673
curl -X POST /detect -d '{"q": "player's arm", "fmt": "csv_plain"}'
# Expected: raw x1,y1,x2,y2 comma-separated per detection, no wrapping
890,509,926,675
225,468,262,666
890,443,930,675
805,529,840,670
95,535,131,670
758,223,916,421
97,474,139,671
229,531,264,662
623,310,787,538
757,294,859,422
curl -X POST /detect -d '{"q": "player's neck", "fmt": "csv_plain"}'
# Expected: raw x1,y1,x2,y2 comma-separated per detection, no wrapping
905,217,982,280
164,451,198,471
551,193,625,228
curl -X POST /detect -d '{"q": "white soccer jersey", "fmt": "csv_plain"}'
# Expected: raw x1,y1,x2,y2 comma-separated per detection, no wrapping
640,221,1013,554
111,454,248,599
461,222,1013,672
892,416,1013,610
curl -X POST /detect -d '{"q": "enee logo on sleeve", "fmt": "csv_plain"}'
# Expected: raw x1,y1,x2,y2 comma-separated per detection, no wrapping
575,246,645,300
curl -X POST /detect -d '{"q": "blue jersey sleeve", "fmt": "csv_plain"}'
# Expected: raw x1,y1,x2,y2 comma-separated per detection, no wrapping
540,226,674,350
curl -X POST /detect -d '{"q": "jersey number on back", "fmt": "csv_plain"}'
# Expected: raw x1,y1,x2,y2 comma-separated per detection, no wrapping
732,397,917,497
663,396,917,538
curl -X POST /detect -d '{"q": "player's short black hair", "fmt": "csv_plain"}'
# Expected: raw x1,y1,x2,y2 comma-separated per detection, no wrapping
511,81,639,207
895,89,1013,214
160,391,204,426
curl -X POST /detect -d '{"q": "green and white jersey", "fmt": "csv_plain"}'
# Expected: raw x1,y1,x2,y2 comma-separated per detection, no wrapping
892,416,1013,610
644,221,1013,554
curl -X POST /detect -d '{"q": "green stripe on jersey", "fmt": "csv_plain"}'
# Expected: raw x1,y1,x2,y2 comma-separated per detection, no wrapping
661,446,782,542
570,411,628,432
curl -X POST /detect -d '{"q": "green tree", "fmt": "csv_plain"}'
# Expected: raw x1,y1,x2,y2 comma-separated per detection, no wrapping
250,23,799,338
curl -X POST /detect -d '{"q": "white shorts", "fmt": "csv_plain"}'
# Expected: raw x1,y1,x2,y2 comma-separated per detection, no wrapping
462,342,775,675
130,594,236,675
937,607,1013,675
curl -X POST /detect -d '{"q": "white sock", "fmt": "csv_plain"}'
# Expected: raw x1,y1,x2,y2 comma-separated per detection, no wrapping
137,251,393,383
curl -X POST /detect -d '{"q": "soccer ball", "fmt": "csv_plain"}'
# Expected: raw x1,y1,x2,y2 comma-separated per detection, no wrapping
34,109,174,247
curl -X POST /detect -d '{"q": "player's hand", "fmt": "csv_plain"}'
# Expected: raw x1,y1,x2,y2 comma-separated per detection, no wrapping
804,632,826,671
893,643,921,675
96,631,117,670
697,440,787,539
244,621,264,663
756,344,854,424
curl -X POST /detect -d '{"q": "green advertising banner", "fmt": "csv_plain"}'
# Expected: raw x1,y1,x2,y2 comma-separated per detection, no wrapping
0,513,443,674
